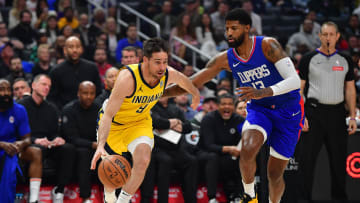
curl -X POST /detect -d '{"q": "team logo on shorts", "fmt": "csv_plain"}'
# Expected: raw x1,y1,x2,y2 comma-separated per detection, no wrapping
160,81,164,88
9,116,14,123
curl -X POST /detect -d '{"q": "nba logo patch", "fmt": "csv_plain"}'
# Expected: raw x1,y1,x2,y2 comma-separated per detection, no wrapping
160,81,164,88
9,116,14,123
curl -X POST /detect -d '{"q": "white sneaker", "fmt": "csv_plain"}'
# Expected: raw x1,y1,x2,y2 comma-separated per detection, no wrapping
51,186,64,203
104,189,116,203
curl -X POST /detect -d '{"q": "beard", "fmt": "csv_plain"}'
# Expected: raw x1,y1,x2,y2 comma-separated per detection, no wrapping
228,33,245,48
0,95,13,110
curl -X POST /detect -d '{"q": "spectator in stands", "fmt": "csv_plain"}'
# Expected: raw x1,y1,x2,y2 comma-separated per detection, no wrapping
120,46,140,67
216,87,231,97
182,65,194,77
286,19,321,56
5,55,32,85
105,17,120,60
61,24,74,39
115,23,143,63
57,7,79,30
344,14,360,39
153,0,177,39
56,0,72,18
12,78,31,101
46,13,59,46
18,74,76,203
0,42,14,78
210,1,229,42
8,0,36,29
217,78,232,92
170,13,198,60
49,36,102,109
54,35,66,60
32,44,52,77
149,96,198,203
92,8,107,32
242,0,262,35
348,35,359,52
235,100,247,119
196,13,218,61
192,96,218,127
78,13,91,48
0,79,39,203
62,81,99,203
9,10,37,50
33,0,49,29
174,93,197,120
94,67,118,107
199,93,244,201
94,48,112,85
136,46,144,62
300,10,321,35
0,22,24,50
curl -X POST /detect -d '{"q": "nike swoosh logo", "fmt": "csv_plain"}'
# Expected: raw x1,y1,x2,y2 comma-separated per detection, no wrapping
233,62,240,67
292,111,301,116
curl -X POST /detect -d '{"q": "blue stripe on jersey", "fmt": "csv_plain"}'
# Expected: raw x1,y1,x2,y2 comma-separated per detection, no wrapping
227,36,300,108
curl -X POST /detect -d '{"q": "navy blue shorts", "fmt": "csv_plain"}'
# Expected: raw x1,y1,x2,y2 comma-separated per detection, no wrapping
241,100,304,158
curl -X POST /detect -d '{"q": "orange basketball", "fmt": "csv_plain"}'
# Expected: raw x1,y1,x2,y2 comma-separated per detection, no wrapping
98,155,132,189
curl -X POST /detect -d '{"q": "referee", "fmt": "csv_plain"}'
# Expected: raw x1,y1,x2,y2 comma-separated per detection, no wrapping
298,21,357,201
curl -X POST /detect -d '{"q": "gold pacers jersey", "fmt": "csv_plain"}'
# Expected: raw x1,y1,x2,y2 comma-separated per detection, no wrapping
112,63,168,125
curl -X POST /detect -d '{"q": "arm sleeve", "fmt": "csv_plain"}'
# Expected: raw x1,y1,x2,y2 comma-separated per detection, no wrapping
151,110,171,130
270,57,301,96
200,115,222,154
62,107,93,148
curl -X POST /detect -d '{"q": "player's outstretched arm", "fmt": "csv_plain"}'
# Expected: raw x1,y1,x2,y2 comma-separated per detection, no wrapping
163,51,229,97
90,70,134,170
166,67,200,110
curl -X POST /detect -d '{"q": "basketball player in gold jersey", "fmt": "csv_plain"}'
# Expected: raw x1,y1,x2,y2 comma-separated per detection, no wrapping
90,38,200,203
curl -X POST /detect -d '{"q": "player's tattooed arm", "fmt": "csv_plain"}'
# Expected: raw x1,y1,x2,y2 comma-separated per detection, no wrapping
163,51,229,97
262,37,288,64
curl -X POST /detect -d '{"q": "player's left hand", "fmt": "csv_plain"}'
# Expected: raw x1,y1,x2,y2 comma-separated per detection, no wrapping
190,90,200,110
236,86,272,102
348,119,357,135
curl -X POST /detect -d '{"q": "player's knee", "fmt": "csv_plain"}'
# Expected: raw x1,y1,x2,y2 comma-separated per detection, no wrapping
134,153,151,173
28,146,42,163
267,168,283,183
240,142,260,161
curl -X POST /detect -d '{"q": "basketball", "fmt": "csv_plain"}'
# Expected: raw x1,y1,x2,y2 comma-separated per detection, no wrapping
98,155,132,189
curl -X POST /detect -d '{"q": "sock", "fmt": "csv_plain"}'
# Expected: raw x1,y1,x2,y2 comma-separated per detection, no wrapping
116,190,133,203
104,188,116,203
242,180,255,198
29,178,41,202
269,200,273,203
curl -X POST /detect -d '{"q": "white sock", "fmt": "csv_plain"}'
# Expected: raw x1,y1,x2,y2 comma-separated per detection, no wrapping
242,180,255,198
269,200,273,203
104,188,117,203
29,178,41,202
116,190,133,203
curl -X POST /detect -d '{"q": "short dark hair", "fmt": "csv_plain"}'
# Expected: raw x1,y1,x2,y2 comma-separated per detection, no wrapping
127,23,137,30
20,9,32,19
10,55,21,64
143,38,169,58
13,78,29,87
217,93,235,103
225,8,252,27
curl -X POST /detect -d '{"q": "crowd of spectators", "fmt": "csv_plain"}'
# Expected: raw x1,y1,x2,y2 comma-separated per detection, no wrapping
1,0,360,202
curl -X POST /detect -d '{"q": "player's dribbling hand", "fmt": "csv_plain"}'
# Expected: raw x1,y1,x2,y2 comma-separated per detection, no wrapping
90,146,107,170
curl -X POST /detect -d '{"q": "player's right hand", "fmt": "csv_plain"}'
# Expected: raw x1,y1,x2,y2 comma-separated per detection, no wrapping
90,146,107,170
2,142,19,156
